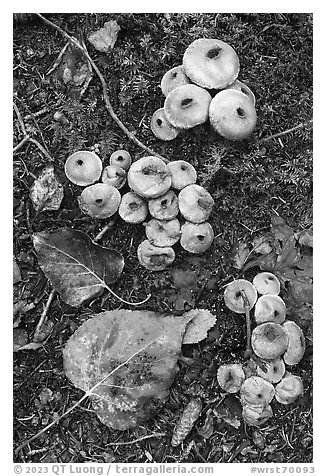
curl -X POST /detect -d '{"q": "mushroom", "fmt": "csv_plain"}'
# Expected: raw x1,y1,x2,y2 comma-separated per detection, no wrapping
256,357,286,383
224,279,258,314
137,239,175,271
182,38,240,90
148,190,179,220
118,191,148,224
209,89,257,141
127,156,172,199
216,363,245,393
178,184,214,223
78,183,121,219
180,221,214,254
101,164,127,189
144,218,180,247
150,108,179,141
251,322,288,360
164,84,212,129
242,404,273,427
167,160,197,190
253,272,280,295
109,150,132,171
160,65,191,96
226,79,256,105
275,373,304,404
65,150,103,186
240,376,275,406
282,321,306,366
254,294,286,324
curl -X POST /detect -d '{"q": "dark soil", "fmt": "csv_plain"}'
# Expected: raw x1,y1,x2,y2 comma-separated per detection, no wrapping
13,13,313,464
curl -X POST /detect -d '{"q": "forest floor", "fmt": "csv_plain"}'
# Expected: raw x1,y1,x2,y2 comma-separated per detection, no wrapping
13,13,312,464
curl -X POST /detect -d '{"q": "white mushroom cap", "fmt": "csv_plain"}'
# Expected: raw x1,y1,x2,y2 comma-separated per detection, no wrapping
78,183,121,218
256,357,286,383
253,272,281,295
282,321,306,366
137,240,175,271
178,184,214,223
164,84,212,129
251,322,288,360
144,218,181,247
275,374,304,404
166,160,197,190
148,190,179,220
150,108,179,141
217,363,245,393
101,164,127,189
183,38,240,90
109,150,132,171
65,150,103,186
240,376,275,406
160,65,191,96
224,279,258,314
254,294,286,324
180,221,214,254
242,404,273,427
226,79,256,105
127,156,172,199
118,191,148,223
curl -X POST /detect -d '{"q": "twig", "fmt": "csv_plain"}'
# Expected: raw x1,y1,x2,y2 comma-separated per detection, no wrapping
106,433,166,446
259,120,312,143
33,289,56,340
36,14,170,163
46,42,69,76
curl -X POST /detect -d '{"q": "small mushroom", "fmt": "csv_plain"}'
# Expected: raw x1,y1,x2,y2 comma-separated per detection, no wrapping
251,322,288,360
178,184,214,223
127,156,172,199
256,357,286,384
209,89,257,141
242,404,273,427
240,376,275,406
109,150,132,171
150,108,179,141
183,38,240,90
167,160,197,190
226,79,256,105
137,239,175,271
101,164,127,189
118,191,148,224
253,272,280,295
216,363,245,393
78,183,121,218
282,321,306,366
224,279,257,314
160,65,191,96
164,84,212,129
275,373,304,404
254,294,286,324
65,150,102,186
180,221,214,254
144,218,180,247
148,190,179,220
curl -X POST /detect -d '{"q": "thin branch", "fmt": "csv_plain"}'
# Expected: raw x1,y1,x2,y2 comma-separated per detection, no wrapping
36,14,170,163
106,433,166,446
33,289,56,340
259,120,312,143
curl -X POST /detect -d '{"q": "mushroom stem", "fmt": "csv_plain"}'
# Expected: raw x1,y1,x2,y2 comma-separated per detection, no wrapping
36,14,170,164
240,289,252,358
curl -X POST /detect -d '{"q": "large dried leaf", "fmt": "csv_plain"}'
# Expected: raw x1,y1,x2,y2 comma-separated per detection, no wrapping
88,20,121,52
33,228,124,307
63,309,194,430
30,165,64,213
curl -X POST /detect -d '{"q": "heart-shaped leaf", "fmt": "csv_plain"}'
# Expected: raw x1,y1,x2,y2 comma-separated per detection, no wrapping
63,309,194,430
33,228,124,307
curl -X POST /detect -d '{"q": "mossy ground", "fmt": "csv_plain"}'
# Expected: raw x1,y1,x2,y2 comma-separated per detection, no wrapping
13,13,312,463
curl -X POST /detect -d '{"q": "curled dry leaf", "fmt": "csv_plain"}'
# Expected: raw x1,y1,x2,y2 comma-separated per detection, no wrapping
182,309,216,344
88,20,121,52
63,309,195,430
33,228,124,307
171,398,202,447
29,165,64,213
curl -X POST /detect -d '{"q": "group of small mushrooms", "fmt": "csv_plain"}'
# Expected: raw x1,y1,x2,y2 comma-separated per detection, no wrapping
64,149,215,270
151,38,257,142
217,272,305,427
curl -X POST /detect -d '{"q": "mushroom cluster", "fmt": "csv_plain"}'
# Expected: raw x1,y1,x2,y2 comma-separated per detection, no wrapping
151,38,257,142
218,272,306,427
65,149,215,270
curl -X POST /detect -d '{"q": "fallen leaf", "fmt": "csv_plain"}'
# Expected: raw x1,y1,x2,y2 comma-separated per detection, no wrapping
251,236,273,255
88,20,121,52
13,328,44,352
296,228,313,248
171,398,202,446
232,242,251,269
33,320,55,343
168,269,199,311
63,309,194,430
13,257,22,284
182,309,216,344
30,165,64,213
33,228,124,307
